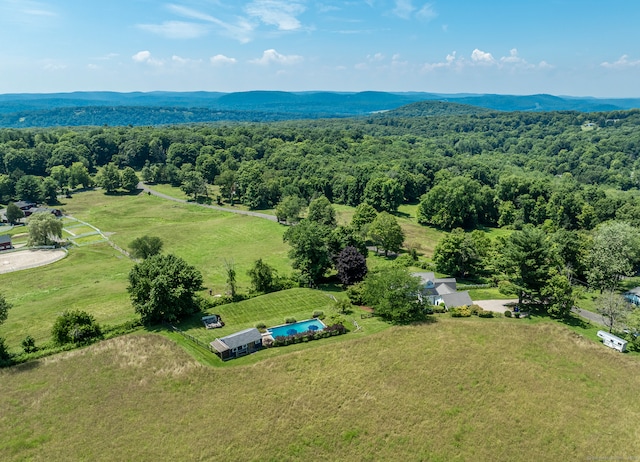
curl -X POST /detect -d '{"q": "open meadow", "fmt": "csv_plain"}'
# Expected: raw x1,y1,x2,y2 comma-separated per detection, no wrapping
1,318,639,461
0,189,292,354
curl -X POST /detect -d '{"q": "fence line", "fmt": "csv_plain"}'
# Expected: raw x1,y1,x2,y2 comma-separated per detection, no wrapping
166,323,215,354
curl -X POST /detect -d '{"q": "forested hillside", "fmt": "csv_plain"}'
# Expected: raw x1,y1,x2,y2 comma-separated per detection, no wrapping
1,91,639,127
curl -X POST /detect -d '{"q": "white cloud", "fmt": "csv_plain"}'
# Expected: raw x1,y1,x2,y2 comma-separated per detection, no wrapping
601,55,640,69
172,55,202,66
42,60,66,71
166,4,218,22
392,1,436,20
500,48,523,64
132,50,152,63
393,0,414,19
250,49,303,65
139,4,255,43
416,3,437,21
132,50,164,66
471,48,495,65
245,0,305,31
0,0,57,26
422,51,459,71
137,21,210,39
210,54,237,65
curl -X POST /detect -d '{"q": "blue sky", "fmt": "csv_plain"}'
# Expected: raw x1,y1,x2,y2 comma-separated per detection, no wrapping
1,0,639,96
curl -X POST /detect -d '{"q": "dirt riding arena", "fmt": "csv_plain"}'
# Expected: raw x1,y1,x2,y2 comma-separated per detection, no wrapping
0,249,67,274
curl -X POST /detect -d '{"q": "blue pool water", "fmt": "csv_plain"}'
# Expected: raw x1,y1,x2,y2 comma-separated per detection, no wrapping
268,319,326,338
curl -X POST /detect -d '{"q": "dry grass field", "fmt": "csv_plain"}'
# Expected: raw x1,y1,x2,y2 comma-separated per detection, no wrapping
1,318,639,461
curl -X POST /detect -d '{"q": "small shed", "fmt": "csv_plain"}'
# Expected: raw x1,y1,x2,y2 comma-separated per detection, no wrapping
210,327,263,360
597,330,628,353
0,234,11,251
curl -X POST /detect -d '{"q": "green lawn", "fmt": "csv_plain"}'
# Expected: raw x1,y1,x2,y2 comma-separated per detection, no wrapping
61,189,290,293
0,243,133,352
1,318,638,461
177,288,389,345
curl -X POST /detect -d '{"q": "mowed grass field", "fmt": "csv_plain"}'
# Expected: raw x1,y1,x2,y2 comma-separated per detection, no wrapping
1,318,639,461
0,189,290,353
61,190,291,292
0,244,133,351
174,288,391,358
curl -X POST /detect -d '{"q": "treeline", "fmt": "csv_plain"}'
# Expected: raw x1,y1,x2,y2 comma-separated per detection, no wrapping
1,108,640,232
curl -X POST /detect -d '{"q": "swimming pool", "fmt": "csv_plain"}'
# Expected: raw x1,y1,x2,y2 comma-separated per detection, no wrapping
268,319,326,338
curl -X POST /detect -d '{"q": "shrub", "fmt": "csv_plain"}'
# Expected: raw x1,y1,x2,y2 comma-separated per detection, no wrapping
326,313,346,326
21,335,37,353
450,306,472,318
504,310,512,318
312,310,324,319
418,260,436,271
346,282,365,305
393,254,414,267
469,304,483,316
285,317,296,324
478,310,494,318
52,310,102,346
432,305,446,314
514,312,521,318
0,337,11,367
255,322,267,331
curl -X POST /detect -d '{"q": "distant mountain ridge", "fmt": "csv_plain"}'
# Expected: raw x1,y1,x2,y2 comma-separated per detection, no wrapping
0,91,638,127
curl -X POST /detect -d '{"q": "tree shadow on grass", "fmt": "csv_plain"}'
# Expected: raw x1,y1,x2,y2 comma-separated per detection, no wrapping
106,189,144,197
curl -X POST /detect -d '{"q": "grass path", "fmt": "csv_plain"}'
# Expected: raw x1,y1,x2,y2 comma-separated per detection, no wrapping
137,182,278,222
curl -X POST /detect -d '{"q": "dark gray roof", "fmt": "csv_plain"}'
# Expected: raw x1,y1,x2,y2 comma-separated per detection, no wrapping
0,234,10,244
626,287,640,296
413,272,435,285
218,328,262,350
14,201,36,210
441,291,473,309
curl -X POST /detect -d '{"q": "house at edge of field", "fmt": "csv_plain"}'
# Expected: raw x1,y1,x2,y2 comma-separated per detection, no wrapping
413,272,472,309
23,207,63,218
210,327,263,360
0,234,11,251
597,330,628,353
13,200,36,211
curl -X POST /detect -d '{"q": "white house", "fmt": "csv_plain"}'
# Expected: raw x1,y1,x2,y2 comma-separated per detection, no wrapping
597,330,628,353
412,272,475,309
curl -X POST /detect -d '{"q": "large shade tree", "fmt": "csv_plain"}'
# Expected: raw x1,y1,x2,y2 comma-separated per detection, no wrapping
128,254,204,325
362,267,424,323
27,212,63,246
283,219,332,286
497,226,555,304
368,212,404,256
586,221,640,292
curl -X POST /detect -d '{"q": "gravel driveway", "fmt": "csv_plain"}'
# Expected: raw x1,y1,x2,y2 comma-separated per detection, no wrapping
472,299,519,313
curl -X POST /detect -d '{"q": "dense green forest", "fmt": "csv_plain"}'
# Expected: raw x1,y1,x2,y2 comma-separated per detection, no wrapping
3,106,640,231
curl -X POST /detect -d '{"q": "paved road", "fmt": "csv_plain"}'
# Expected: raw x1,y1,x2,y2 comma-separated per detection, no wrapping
571,307,607,327
474,299,608,327
137,182,279,222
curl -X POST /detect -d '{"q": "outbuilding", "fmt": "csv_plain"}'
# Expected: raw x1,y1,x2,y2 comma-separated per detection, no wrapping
0,234,11,251
210,327,263,360
597,330,628,352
